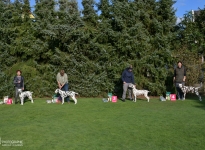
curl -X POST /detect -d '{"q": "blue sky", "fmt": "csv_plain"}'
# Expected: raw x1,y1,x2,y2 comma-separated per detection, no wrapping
174,0,204,17
23,0,205,17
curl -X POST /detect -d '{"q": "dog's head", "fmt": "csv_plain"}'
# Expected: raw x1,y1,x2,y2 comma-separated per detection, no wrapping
129,83,135,89
18,89,23,93
55,89,60,93
178,84,183,88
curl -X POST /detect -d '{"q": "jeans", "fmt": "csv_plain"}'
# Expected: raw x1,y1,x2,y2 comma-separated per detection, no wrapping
14,87,21,103
122,83,132,100
59,83,70,102
175,82,184,100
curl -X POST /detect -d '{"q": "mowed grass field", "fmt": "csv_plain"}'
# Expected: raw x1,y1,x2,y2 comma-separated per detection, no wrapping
0,96,205,150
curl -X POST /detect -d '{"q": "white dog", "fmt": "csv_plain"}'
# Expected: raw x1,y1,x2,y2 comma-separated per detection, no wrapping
55,89,78,104
129,84,150,102
178,83,202,101
18,89,34,105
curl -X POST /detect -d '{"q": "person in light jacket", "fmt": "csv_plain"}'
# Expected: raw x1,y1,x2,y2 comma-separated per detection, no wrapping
56,69,70,103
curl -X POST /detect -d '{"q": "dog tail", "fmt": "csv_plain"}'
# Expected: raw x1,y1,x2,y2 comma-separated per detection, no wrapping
196,82,203,89
200,82,203,88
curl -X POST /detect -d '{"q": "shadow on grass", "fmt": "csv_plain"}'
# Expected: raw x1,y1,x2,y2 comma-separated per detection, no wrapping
186,93,205,110
131,98,149,102
22,97,33,104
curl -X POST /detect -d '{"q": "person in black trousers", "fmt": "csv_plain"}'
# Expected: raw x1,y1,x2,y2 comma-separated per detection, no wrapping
173,61,186,100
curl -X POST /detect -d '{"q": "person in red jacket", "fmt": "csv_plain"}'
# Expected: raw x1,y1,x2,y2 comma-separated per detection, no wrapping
121,65,135,102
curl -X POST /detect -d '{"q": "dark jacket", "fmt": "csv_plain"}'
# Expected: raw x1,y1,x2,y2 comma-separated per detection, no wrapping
121,68,135,84
174,66,186,83
13,76,24,88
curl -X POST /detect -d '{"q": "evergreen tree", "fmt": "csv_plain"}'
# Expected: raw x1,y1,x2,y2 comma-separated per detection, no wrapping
65,0,113,96
97,0,111,19
1,0,199,97
195,7,205,55
96,0,177,95
0,0,23,96
145,0,177,94
82,0,98,25
172,7,205,86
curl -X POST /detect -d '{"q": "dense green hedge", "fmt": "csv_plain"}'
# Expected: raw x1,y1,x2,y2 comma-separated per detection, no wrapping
0,0,204,98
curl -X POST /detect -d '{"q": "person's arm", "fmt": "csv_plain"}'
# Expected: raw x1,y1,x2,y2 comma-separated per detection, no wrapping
21,76,24,90
131,73,135,85
173,69,176,82
121,70,126,83
183,67,186,81
13,76,18,84
56,73,62,88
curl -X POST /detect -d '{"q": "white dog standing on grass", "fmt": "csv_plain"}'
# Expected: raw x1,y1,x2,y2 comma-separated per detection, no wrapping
129,84,150,102
18,89,34,105
55,89,78,104
178,83,202,101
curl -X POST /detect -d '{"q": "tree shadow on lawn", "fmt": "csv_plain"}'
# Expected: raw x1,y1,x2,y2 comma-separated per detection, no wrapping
186,93,205,110
21,97,33,104
52,98,76,104
132,96,150,102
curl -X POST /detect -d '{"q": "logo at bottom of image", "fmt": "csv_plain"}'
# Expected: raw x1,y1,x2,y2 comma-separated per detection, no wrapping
0,137,23,147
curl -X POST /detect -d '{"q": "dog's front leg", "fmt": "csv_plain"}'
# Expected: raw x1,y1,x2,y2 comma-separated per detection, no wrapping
134,95,137,102
62,97,64,104
20,98,23,105
198,95,202,101
30,97,34,103
145,94,150,102
183,93,186,100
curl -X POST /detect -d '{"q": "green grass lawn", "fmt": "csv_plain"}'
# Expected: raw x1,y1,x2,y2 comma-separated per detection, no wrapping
0,96,205,150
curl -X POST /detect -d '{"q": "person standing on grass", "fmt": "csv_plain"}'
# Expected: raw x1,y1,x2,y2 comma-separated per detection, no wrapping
13,70,24,104
173,61,186,100
121,65,135,102
56,69,70,103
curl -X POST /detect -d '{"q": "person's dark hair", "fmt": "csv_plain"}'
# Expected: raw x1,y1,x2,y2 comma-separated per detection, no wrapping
127,64,133,71
60,70,65,75
177,61,182,64
16,70,22,73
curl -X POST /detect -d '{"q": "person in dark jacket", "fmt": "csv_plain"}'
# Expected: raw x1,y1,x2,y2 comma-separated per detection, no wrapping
13,70,24,104
121,65,135,102
173,61,186,100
